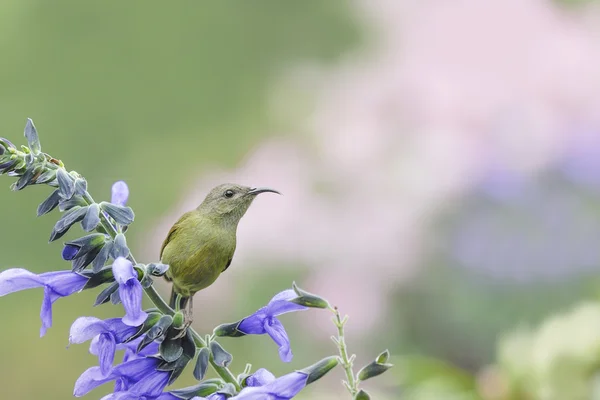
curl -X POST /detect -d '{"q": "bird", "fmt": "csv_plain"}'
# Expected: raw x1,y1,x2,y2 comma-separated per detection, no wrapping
160,183,280,333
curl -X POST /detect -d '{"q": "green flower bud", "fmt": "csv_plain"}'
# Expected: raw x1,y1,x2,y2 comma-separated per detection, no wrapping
354,389,371,400
357,349,393,382
300,356,339,385
290,281,330,309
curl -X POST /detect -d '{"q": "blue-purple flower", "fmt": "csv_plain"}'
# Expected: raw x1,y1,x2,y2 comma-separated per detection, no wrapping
74,356,169,398
233,370,308,400
112,181,129,206
234,289,307,362
0,268,88,336
70,317,140,375
112,257,147,326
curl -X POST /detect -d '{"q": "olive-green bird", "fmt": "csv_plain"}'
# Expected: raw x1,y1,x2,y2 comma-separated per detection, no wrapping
160,183,279,329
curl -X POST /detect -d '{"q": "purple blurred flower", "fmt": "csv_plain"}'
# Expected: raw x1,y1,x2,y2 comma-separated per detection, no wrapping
69,317,140,376
111,181,129,206
112,257,147,326
0,268,88,336
237,289,307,362
234,370,308,400
74,357,169,398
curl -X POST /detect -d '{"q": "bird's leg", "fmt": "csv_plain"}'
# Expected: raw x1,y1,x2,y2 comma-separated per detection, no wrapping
173,296,194,339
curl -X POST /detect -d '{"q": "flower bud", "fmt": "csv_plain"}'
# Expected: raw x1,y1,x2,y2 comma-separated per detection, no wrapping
56,168,75,199
354,389,371,400
24,118,41,155
100,201,135,226
357,349,393,382
146,262,170,277
300,356,339,385
213,321,246,338
290,281,330,309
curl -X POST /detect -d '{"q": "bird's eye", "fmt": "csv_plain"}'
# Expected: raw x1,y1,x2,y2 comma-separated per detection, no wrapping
224,189,235,198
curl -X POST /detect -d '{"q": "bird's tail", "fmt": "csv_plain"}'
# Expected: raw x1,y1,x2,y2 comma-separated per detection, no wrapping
169,288,189,310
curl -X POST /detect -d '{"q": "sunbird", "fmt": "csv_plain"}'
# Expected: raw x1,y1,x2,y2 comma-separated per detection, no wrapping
160,183,280,331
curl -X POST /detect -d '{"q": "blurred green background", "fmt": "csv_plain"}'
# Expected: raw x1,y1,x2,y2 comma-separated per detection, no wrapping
3,1,600,399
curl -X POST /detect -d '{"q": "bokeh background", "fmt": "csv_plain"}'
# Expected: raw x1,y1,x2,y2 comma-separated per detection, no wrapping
2,1,600,399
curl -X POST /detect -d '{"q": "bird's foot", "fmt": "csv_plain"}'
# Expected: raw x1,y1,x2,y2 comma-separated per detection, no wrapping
172,309,193,339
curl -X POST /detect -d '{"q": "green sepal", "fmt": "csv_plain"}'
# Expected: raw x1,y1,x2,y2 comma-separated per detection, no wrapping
24,118,41,155
94,282,119,306
215,383,236,397
213,321,246,338
168,351,194,385
65,233,106,256
56,168,74,199
124,312,162,343
354,389,371,400
193,347,210,381
74,178,87,196
83,266,114,290
92,240,113,273
147,262,169,277
300,356,339,385
0,137,16,151
210,341,233,368
291,281,330,309
35,169,56,185
357,350,393,382
169,381,222,399
49,206,88,242
100,201,135,226
12,164,37,191
59,196,87,212
172,311,184,328
37,189,61,216
138,315,173,353
160,335,184,363
111,233,129,259
110,287,121,304
0,158,17,174
81,203,101,231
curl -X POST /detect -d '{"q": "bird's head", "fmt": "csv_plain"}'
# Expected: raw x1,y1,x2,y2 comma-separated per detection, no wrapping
197,183,280,225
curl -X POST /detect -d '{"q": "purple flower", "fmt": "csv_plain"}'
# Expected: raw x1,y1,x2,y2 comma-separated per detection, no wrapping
69,317,140,376
0,268,88,336
112,257,147,326
74,357,169,398
112,181,129,206
236,289,307,362
245,368,276,387
233,370,308,400
117,336,160,363
62,244,80,260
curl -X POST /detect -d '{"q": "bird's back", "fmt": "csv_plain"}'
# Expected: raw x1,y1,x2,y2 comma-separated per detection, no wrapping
161,211,236,297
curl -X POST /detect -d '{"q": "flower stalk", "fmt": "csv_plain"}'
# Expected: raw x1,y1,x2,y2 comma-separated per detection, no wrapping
330,305,359,396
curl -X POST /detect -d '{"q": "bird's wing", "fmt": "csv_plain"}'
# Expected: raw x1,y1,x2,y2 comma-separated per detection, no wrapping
160,211,191,260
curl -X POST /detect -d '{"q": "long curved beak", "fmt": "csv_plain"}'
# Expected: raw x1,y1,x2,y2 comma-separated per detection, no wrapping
247,187,281,196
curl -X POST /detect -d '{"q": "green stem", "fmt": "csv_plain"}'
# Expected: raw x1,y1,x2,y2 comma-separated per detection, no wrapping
79,177,241,391
330,305,358,396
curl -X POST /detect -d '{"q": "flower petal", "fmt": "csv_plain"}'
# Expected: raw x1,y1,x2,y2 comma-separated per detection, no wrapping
40,270,88,296
111,181,129,206
263,371,307,399
39,287,54,337
0,268,44,296
73,366,114,397
119,279,148,326
112,257,136,285
127,369,170,398
98,332,117,376
264,318,293,362
266,290,307,317
246,368,276,387
62,244,80,260
69,317,108,344
237,309,268,335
